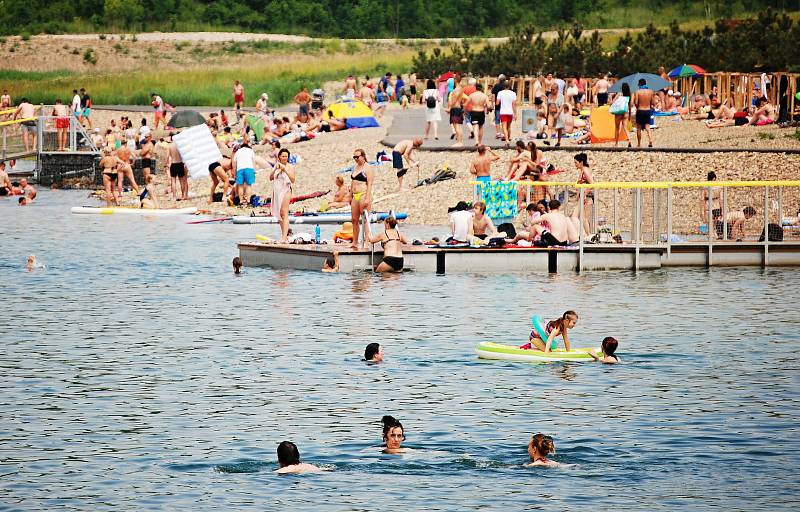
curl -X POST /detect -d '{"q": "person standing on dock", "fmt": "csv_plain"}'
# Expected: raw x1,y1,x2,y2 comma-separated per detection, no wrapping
349,148,374,250
79,88,93,130
270,148,296,243
51,99,70,152
13,98,37,152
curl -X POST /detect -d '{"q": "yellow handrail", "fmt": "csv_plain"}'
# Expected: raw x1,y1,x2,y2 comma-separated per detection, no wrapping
471,180,800,188
0,116,37,127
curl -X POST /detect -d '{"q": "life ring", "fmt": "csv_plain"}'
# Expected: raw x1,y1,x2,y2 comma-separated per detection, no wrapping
532,315,558,350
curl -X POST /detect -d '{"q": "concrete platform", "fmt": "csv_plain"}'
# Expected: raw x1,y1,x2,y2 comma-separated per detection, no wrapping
238,241,800,273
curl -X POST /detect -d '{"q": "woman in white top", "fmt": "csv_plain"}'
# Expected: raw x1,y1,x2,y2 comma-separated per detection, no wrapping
422,79,441,140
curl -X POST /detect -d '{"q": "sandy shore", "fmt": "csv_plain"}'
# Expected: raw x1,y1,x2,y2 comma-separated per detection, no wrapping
87,105,800,235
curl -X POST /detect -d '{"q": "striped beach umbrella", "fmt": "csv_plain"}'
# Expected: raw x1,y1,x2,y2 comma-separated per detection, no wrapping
668,64,706,79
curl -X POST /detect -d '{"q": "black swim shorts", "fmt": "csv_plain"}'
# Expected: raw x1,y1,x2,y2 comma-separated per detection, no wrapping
450,107,463,125
597,92,608,106
170,162,186,178
470,111,486,126
635,109,652,126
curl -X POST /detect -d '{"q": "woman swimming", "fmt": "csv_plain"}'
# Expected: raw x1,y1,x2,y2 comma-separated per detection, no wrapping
368,216,407,273
381,415,405,454
525,433,561,467
274,441,324,474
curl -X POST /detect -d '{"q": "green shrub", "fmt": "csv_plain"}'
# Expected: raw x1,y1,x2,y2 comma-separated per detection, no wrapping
20,33,31,41
758,132,775,140
83,48,97,65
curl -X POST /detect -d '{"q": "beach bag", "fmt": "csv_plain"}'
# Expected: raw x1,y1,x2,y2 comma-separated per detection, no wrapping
610,96,628,115
759,223,784,242
426,93,437,109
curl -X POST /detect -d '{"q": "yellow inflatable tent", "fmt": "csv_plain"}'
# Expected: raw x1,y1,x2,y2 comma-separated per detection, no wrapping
590,105,628,144
324,99,379,128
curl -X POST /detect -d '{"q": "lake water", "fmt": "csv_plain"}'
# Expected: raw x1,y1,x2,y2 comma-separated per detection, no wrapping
2,191,799,510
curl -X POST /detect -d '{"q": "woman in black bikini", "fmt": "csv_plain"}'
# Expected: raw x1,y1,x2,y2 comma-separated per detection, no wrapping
349,148,374,250
100,147,120,206
368,216,407,273
208,156,232,203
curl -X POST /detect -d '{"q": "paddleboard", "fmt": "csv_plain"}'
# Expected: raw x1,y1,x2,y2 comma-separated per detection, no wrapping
71,206,198,215
475,341,599,362
232,212,407,225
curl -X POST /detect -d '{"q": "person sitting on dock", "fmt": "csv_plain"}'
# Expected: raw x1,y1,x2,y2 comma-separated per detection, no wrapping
508,201,549,244
368,216,407,273
275,441,324,474
448,201,474,244
472,202,496,240
529,199,577,247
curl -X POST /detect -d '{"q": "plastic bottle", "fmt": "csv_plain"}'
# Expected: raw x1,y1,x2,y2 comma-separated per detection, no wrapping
315,224,321,244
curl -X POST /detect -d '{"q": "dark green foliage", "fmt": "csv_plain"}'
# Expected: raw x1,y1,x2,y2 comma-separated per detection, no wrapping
413,9,800,76
2,1,798,37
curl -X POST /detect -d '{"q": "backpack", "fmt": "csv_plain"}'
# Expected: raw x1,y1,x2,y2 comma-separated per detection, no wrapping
426,93,437,109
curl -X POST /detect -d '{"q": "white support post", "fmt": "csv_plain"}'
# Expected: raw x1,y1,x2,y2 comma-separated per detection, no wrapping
667,185,673,258
578,187,584,273
635,188,641,271
764,187,769,267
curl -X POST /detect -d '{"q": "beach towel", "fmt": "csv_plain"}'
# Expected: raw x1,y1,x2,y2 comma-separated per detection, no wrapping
478,180,517,220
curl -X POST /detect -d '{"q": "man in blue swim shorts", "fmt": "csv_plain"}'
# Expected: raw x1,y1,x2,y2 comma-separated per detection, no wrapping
233,138,257,205
80,88,93,130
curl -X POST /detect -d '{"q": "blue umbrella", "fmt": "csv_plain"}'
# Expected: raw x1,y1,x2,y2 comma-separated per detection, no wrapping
609,73,672,94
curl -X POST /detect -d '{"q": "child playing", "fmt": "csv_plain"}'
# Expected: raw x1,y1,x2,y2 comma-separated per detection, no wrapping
525,433,561,467
523,310,578,352
322,251,340,273
589,336,620,364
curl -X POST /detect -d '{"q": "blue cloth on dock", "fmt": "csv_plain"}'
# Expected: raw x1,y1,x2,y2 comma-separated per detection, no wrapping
478,180,517,220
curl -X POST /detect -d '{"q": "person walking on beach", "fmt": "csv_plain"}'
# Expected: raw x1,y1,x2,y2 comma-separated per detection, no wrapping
349,148,374,249
151,93,166,131
233,80,245,122
422,80,441,140
13,98,37,152
294,87,311,117
612,83,632,147
496,83,517,146
270,148,296,243
139,133,155,181
344,74,357,99
115,142,140,196
468,84,489,146
491,74,507,133
447,77,464,146
633,78,654,147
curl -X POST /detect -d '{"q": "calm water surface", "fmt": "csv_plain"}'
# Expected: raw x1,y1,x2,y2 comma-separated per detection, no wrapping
1,191,799,510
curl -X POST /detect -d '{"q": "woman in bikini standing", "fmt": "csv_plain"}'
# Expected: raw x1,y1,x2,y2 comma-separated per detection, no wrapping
99,147,120,206
349,148,374,250
208,155,233,203
369,216,407,273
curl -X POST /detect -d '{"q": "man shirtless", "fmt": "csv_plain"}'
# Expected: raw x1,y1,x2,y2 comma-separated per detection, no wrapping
0,90,11,109
529,199,577,246
0,161,12,196
344,75,358,99
467,84,489,146
19,178,36,200
358,81,375,108
392,138,422,190
633,78,654,147
167,137,188,201
472,201,496,240
233,80,245,122
115,143,140,195
470,145,500,180
447,79,465,146
13,98,37,152
139,134,155,180
593,73,610,106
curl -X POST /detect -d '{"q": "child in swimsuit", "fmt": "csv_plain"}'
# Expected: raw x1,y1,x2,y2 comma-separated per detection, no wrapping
522,310,578,352
589,336,620,364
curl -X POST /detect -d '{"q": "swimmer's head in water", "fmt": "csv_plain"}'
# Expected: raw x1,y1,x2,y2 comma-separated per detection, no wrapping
232,256,243,274
382,415,405,449
323,256,336,269
277,441,300,467
18,197,27,206
528,433,555,460
602,337,618,356
364,343,383,362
